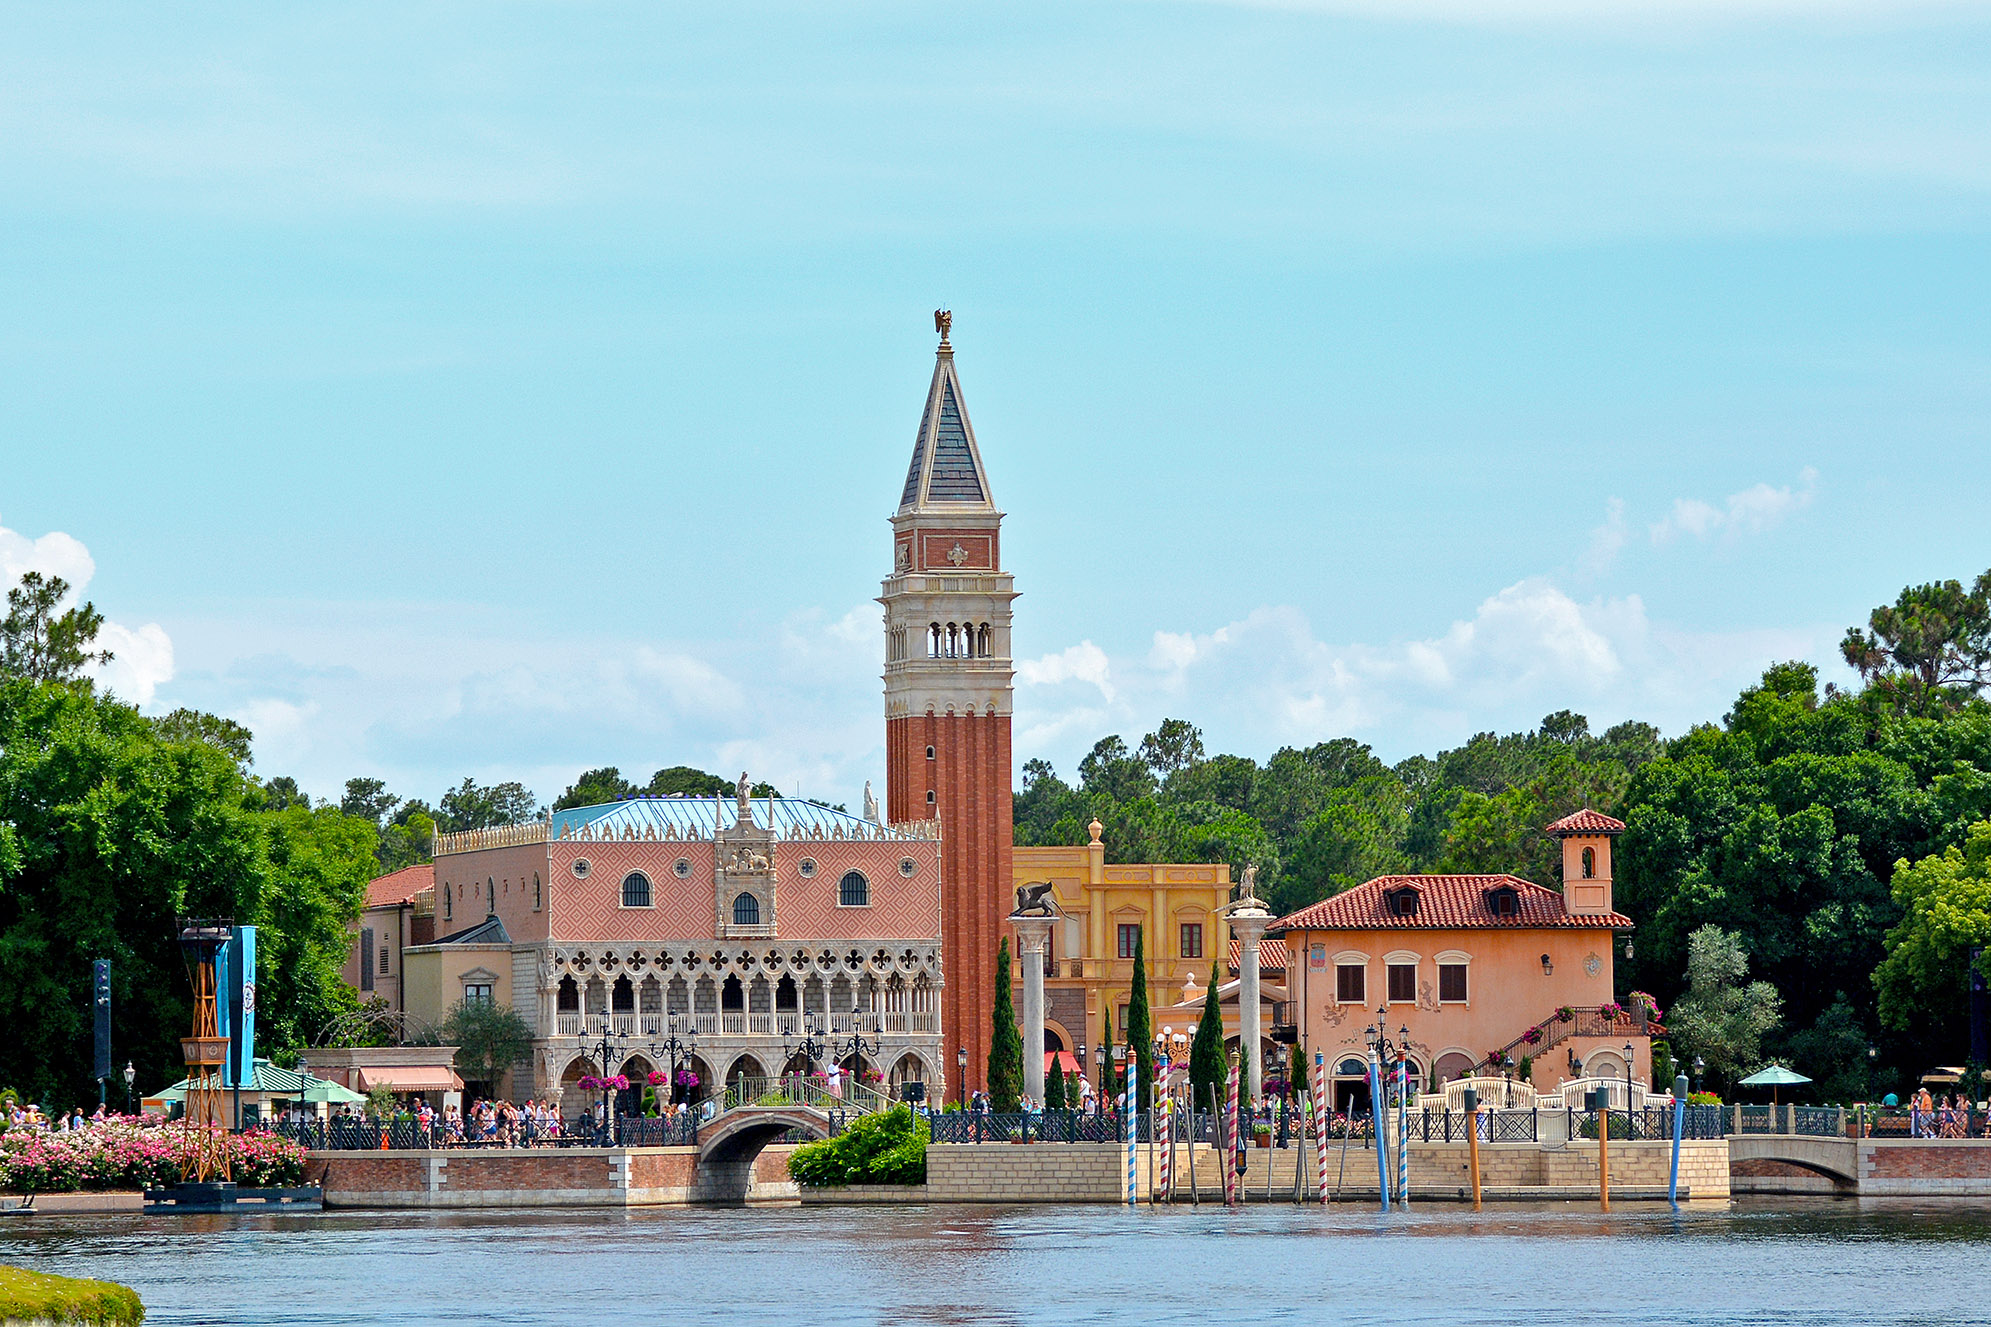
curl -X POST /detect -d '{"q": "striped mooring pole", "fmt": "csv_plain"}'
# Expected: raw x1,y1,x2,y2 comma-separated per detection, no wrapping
1313,1050,1330,1205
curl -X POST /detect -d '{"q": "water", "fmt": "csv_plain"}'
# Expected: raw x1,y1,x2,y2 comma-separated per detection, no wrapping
6,1200,1991,1326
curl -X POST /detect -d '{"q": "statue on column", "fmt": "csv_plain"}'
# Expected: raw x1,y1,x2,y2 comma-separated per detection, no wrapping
863,780,881,824
736,771,752,819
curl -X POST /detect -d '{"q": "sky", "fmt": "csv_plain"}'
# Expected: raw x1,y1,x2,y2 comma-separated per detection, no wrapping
4,1,1989,811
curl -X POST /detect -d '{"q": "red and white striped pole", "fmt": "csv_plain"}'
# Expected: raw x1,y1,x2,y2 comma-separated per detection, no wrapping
1156,1056,1173,1202
1223,1051,1242,1207
1313,1049,1330,1205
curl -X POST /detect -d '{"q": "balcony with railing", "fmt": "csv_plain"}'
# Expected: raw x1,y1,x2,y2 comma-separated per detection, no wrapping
550,1008,934,1041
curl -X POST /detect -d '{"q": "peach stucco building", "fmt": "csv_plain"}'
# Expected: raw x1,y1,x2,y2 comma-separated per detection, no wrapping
1275,810,1651,1110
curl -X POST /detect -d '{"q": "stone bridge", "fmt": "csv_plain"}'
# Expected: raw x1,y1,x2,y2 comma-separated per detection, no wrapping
696,1104,836,1203
1727,1133,1859,1190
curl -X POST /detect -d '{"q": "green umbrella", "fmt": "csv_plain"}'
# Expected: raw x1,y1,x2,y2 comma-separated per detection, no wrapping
1738,1063,1811,1105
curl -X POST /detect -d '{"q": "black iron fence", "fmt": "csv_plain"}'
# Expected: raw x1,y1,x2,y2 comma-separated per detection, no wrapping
1865,1107,1991,1139
277,1113,708,1150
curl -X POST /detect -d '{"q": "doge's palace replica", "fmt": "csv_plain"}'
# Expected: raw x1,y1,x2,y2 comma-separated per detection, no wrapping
429,775,946,1113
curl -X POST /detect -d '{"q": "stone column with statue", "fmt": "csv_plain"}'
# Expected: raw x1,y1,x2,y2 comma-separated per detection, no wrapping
1011,880,1058,1110
1223,865,1273,1104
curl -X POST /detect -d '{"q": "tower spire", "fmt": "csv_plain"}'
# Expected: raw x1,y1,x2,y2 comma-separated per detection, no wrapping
899,311,993,515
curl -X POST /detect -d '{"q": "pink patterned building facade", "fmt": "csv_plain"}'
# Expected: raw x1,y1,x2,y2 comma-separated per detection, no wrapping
426,786,946,1112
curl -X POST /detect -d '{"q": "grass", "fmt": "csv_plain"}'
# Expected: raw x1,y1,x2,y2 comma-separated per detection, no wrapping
0,1266,144,1324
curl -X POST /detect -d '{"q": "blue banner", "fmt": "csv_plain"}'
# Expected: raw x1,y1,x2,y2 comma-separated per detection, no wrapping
228,927,256,1088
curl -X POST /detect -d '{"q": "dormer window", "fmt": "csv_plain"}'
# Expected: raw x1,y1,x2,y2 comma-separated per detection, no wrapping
1488,887,1521,919
1385,888,1420,918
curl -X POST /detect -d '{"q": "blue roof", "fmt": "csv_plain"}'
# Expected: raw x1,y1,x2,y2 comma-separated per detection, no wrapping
548,796,934,842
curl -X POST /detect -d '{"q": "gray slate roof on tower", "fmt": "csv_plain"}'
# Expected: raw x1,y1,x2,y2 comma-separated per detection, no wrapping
899,334,994,512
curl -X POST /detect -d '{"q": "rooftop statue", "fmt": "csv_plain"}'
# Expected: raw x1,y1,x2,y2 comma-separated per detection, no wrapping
1013,880,1056,917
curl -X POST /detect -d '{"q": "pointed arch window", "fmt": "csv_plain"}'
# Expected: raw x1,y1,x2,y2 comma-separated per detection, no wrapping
733,892,761,926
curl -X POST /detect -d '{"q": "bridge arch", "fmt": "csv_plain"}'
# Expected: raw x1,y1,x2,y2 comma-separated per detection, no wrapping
1728,1135,1858,1186
695,1105,835,1204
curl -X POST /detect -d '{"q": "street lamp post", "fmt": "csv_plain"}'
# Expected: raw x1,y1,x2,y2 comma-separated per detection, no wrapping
833,1017,881,1095
649,1019,701,1111
122,1060,136,1116
583,1017,630,1145
1866,1045,1877,1103
1623,1040,1636,1122
1692,1056,1705,1097
956,1046,968,1108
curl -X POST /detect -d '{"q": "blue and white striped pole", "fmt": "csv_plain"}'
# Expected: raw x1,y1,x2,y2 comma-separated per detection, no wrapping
1395,1057,1410,1207
1368,1050,1390,1212
1125,1061,1138,1205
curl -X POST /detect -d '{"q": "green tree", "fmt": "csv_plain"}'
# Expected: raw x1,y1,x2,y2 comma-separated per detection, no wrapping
1127,925,1153,1112
1043,1051,1066,1109
1875,820,1991,1044
0,573,111,684
1138,718,1206,776
1099,1004,1120,1103
1079,736,1155,804
987,938,1023,1112
555,767,637,811
437,778,542,831
1188,965,1225,1110
340,777,399,825
1842,572,1991,718
441,999,536,1094
258,776,312,812
152,709,254,766
375,800,436,873
1666,925,1783,1091
252,805,377,1053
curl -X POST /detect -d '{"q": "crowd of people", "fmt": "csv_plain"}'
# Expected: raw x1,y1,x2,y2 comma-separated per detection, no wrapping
284,1093,722,1147
2,1101,113,1131
1907,1090,1991,1139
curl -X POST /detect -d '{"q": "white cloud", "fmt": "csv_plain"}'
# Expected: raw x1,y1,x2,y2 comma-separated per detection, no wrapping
0,516,174,703
1017,641,1116,703
1651,468,1819,544
1580,497,1629,575
1016,578,1830,776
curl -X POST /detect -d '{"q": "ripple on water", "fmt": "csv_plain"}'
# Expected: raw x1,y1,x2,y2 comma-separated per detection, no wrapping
6,1199,1991,1326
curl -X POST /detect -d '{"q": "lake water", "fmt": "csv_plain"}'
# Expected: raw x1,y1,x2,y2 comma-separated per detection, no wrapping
6,1199,1991,1326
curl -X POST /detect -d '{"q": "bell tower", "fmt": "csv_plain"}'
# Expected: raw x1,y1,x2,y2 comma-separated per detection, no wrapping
882,311,1016,1096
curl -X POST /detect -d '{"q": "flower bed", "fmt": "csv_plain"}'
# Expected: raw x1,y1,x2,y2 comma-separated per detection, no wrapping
0,1117,307,1194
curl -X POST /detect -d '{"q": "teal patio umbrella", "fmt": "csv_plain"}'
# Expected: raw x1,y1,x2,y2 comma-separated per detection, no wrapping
300,1078,367,1106
1738,1063,1811,1105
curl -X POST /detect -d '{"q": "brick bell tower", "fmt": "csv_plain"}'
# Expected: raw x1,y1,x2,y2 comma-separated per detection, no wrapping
882,310,1016,1098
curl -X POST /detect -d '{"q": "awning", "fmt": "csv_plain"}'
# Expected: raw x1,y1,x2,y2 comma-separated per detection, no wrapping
355,1066,463,1093
1044,1051,1081,1075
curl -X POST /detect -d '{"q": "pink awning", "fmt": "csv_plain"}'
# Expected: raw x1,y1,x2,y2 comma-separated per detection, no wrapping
1045,1051,1081,1075
355,1066,463,1093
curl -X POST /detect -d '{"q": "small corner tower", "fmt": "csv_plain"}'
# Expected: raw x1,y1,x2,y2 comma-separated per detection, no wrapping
1546,808,1626,917
881,310,1016,1095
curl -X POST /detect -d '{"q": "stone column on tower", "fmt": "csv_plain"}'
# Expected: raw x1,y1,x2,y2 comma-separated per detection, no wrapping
1012,913,1053,1108
880,312,1017,1097
1224,869,1273,1105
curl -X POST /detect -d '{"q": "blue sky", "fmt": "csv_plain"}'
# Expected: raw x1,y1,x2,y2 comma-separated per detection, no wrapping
4,2,1988,809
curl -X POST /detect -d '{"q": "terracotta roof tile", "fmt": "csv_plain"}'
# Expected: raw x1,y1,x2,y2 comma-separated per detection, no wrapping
1545,809,1626,835
1227,938,1290,972
366,863,433,910
1273,874,1631,932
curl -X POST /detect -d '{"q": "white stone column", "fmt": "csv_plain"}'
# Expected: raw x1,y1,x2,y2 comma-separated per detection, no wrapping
1230,906,1271,1104
1012,914,1053,1108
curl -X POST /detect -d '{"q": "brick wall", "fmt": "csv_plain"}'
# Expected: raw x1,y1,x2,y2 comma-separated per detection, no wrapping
309,1145,800,1208
1860,1140,1991,1195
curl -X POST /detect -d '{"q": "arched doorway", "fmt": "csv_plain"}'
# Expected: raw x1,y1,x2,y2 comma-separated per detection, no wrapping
1332,1056,1369,1115
888,1052,926,1099
727,1054,767,1100
619,1055,655,1118
560,1057,601,1120
1432,1052,1476,1088
679,1054,713,1105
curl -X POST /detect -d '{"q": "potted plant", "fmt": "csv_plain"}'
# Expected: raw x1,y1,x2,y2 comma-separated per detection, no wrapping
1252,1121,1272,1148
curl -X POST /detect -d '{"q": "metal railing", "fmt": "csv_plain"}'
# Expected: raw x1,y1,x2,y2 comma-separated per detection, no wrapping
1865,1107,1990,1139
718,1075,895,1118
277,1117,653,1150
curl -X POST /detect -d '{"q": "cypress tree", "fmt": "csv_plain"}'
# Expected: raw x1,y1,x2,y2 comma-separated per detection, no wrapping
1045,1051,1066,1109
1101,1004,1122,1103
1189,963,1226,1108
988,938,1024,1113
1128,924,1153,1113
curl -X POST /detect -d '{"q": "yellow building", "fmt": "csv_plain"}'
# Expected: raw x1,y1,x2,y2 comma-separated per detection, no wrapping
1012,819,1233,1078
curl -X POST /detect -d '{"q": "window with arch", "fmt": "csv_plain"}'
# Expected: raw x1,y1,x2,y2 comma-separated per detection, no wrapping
929,623,941,657
839,871,870,907
977,623,991,657
533,874,543,911
733,892,760,926
443,884,452,921
1581,846,1596,878
622,872,652,908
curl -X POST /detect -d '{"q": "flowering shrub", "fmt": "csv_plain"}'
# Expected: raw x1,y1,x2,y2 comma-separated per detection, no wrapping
647,1071,669,1087
674,1070,700,1088
1627,990,1664,1022
576,1075,629,1092
1521,1026,1543,1046
1599,1002,1627,1021
0,1118,306,1193
1554,1006,1574,1022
